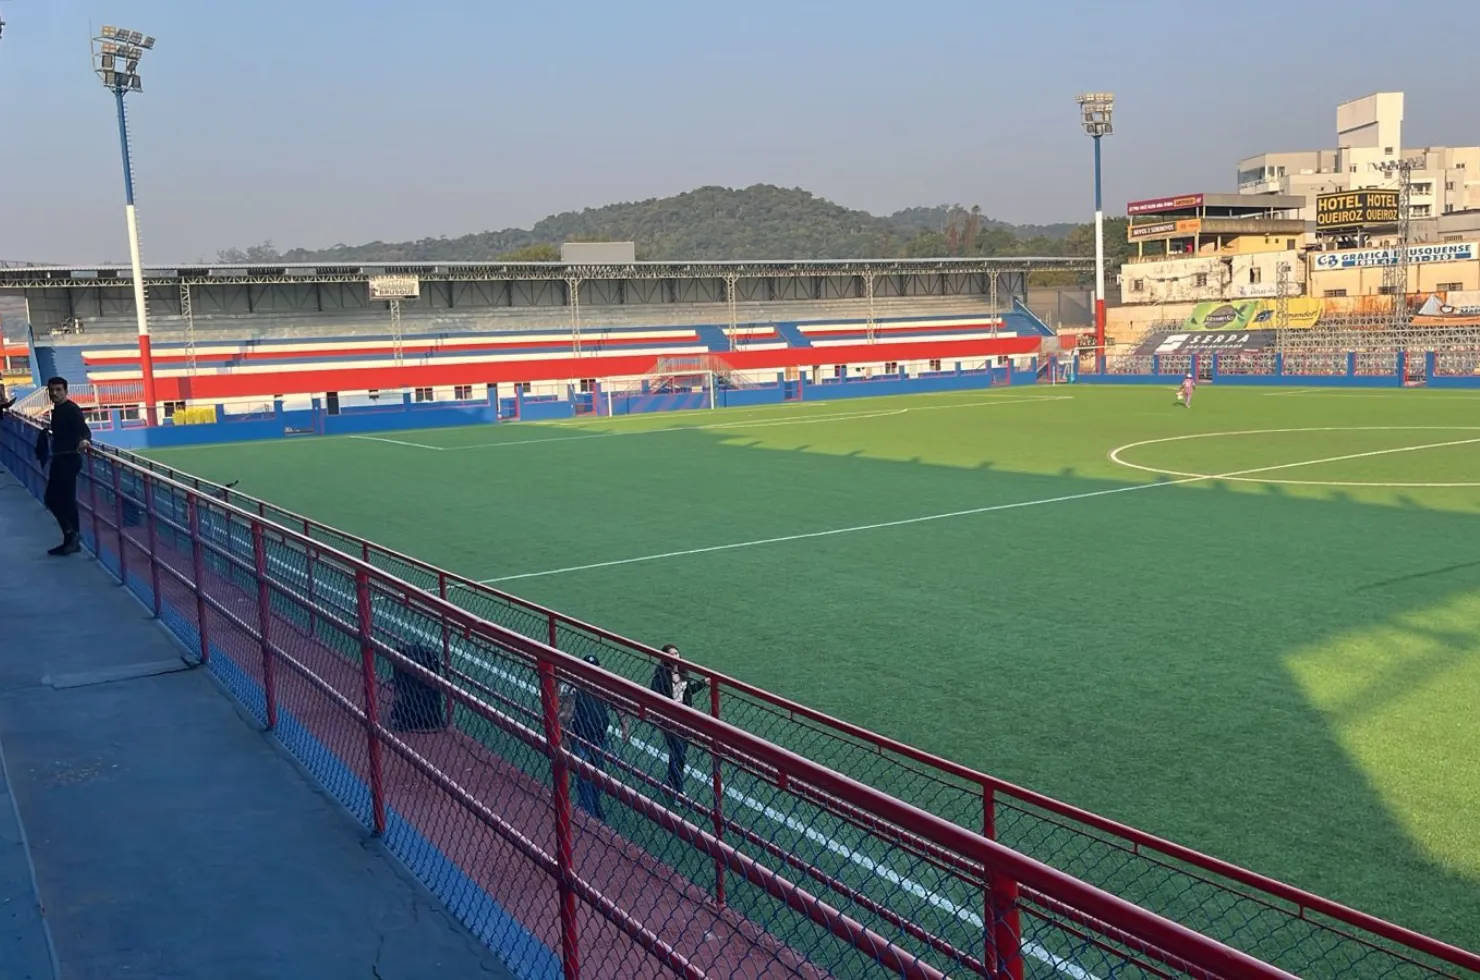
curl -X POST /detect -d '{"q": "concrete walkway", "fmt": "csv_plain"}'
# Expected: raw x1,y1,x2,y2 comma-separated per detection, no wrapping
0,467,511,980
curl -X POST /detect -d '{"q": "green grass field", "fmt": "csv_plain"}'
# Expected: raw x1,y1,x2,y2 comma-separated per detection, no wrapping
145,385,1480,952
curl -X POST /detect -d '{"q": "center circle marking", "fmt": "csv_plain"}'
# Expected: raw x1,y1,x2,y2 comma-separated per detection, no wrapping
1107,426,1480,488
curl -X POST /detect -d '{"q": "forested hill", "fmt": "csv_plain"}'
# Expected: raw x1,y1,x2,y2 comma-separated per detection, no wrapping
220,185,1123,266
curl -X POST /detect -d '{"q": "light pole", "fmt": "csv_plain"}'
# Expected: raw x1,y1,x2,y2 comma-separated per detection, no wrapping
91,26,160,425
1077,92,1114,358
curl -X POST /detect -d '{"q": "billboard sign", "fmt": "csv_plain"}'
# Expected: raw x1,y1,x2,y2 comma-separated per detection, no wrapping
1413,290,1480,326
1185,298,1323,331
1315,190,1401,231
1128,218,1201,241
1126,194,1204,216
1312,241,1477,269
1134,330,1276,355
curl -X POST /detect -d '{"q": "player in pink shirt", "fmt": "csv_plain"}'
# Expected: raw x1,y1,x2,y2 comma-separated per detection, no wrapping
1176,374,1196,408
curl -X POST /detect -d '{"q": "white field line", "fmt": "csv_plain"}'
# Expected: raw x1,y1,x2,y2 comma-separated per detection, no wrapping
348,434,446,450
337,393,1071,455
442,396,1069,452
480,433,1473,584
1108,426,1480,487
447,408,911,450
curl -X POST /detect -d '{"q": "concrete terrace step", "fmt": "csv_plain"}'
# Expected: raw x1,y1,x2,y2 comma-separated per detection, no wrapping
43,296,1001,346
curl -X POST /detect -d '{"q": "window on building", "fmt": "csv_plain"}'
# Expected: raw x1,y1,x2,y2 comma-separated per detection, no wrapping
834,365,847,378
518,382,532,394
1384,147,1394,154
1287,239,1296,250
454,385,472,400
1412,205,1432,217
1439,282,1464,291
1323,289,1348,298
928,359,942,372
1446,204,1456,214
1414,183,1433,195
1377,285,1398,295
1194,273,1209,287
578,378,596,393
1249,267,1263,284
883,362,899,375
162,400,186,419
414,387,433,402
1132,279,1145,292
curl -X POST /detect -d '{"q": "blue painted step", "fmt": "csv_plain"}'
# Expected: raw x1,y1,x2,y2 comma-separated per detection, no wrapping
774,322,812,348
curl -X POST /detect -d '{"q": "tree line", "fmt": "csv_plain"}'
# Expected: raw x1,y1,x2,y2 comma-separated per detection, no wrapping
218,184,1144,279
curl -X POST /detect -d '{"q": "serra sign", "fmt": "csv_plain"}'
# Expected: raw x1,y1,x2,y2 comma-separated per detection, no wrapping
1316,190,1400,231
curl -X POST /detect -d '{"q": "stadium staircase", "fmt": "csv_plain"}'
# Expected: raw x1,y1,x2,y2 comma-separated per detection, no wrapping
773,321,813,347
1007,298,1056,337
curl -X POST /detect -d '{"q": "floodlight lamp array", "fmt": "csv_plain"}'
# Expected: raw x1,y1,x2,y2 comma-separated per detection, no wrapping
93,27,154,92
100,26,155,49
1076,91,1115,137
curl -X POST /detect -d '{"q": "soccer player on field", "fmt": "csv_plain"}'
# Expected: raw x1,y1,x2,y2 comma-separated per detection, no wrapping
1176,373,1196,408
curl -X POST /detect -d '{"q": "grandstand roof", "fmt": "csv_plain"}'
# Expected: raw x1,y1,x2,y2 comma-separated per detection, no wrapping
0,256,1093,289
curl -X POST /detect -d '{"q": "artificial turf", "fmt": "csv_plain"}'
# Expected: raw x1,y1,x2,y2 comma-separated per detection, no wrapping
144,385,1480,952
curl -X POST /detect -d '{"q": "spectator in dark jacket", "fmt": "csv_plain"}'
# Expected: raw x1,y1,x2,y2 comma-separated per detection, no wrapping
41,377,90,556
650,644,707,799
560,654,627,821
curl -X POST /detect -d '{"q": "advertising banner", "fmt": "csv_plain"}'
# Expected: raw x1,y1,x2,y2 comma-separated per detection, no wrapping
1315,190,1401,231
1412,290,1480,326
1135,330,1276,355
1184,298,1323,331
1312,242,1477,269
1127,218,1201,242
1127,194,1204,216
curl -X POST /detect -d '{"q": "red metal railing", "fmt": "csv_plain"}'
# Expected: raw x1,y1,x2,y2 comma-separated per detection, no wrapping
66,432,1480,980
0,414,1313,980
7,416,1479,979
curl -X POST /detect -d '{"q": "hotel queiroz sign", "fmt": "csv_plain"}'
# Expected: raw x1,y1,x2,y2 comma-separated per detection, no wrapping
1315,190,1401,231
1312,242,1477,270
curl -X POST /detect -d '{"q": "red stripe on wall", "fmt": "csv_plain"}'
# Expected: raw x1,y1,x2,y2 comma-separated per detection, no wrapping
81,332,702,366
150,337,1040,402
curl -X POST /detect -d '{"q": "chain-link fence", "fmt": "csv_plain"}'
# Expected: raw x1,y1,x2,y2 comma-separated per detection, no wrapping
5,420,1477,980
0,417,1339,980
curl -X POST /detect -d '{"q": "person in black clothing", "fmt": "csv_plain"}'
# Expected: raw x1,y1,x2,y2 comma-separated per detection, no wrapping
0,381,15,415
650,643,708,799
41,376,91,556
560,654,628,821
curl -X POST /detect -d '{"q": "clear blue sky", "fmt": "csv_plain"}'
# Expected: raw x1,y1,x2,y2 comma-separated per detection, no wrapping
0,0,1474,263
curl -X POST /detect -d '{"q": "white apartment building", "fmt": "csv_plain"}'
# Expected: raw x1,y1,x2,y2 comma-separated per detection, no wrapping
1237,93,1480,223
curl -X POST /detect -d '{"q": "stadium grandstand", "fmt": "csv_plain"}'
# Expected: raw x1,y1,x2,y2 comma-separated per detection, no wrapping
1,258,1085,417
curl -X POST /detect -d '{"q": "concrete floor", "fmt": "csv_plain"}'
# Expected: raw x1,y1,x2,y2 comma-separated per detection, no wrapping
0,468,511,980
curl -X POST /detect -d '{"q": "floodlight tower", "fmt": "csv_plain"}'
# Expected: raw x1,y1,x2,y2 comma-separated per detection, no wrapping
1077,92,1114,356
91,26,160,424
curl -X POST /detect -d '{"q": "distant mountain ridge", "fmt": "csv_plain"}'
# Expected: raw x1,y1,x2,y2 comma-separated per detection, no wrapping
220,185,1086,265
